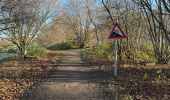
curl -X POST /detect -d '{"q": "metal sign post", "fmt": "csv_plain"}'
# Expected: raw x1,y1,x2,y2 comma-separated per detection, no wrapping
114,39,118,77
108,21,126,77
114,18,119,77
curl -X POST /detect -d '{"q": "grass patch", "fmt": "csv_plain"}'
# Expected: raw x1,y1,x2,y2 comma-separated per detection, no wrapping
27,45,46,58
0,53,18,60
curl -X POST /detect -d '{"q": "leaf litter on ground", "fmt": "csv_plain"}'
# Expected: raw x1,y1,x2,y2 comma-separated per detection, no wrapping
0,51,62,100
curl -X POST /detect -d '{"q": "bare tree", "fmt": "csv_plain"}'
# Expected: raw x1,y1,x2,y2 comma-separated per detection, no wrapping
162,0,170,13
0,0,52,59
134,0,170,43
60,0,94,48
85,0,100,46
101,0,145,63
134,0,170,64
0,0,16,31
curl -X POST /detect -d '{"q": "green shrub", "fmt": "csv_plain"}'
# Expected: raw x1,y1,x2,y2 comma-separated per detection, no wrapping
8,48,16,53
0,44,17,52
97,42,114,61
136,48,155,60
121,94,133,100
82,42,114,62
81,48,93,62
27,45,46,57
47,42,72,50
0,53,18,60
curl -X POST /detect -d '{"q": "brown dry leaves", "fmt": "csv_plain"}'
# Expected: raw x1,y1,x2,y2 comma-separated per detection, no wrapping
84,50,170,99
0,51,62,100
98,65,170,100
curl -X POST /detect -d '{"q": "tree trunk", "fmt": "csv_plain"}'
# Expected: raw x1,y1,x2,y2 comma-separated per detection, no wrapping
19,46,27,59
157,58,168,64
79,43,85,48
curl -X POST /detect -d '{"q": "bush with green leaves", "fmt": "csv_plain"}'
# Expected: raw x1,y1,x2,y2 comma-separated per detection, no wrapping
0,53,18,60
27,45,46,57
135,46,155,62
47,42,72,50
97,42,113,57
82,42,114,63
82,42,156,64
81,48,93,62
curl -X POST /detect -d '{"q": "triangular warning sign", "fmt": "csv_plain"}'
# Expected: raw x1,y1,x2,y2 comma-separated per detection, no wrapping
108,23,126,39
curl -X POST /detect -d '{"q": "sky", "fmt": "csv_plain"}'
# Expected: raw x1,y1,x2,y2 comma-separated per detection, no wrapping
62,0,67,4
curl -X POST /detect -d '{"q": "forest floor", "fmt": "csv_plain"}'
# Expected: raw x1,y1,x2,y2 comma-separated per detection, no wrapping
82,49,170,100
0,51,62,100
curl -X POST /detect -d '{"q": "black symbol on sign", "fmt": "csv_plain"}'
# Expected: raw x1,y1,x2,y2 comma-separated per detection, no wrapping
112,30,121,37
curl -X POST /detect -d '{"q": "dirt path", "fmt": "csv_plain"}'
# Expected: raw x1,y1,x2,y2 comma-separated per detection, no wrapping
21,49,115,100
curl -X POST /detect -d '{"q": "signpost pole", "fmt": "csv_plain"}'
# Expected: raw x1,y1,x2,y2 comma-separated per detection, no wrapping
114,17,119,77
114,38,118,77
109,16,126,77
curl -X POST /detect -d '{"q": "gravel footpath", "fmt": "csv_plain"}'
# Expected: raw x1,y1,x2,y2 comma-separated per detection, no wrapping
21,49,115,100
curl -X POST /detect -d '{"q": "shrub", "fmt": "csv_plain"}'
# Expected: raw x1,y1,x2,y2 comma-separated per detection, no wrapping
47,42,72,50
27,45,46,57
136,48,155,60
82,42,114,63
98,42,113,56
8,48,16,53
81,48,93,62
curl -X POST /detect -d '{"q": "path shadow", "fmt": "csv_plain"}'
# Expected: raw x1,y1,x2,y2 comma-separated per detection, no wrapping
43,65,110,83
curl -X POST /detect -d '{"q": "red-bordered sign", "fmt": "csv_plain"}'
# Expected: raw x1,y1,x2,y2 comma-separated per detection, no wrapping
108,23,126,39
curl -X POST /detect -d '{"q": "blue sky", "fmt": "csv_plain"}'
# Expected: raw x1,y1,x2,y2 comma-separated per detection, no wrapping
61,0,67,5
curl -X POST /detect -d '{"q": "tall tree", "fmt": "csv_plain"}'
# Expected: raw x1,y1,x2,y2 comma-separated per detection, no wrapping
134,0,170,43
0,0,52,59
101,0,146,63
60,0,94,48
134,0,170,64
85,0,100,46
